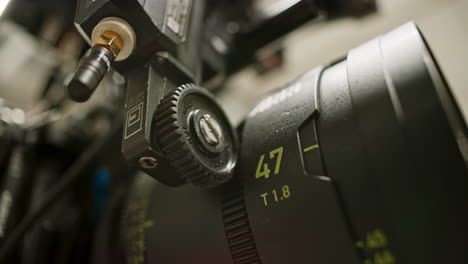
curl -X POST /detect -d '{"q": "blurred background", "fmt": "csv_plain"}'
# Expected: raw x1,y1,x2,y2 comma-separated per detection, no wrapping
0,0,466,125
218,0,468,124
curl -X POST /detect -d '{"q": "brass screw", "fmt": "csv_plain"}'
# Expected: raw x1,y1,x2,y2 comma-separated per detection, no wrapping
94,31,123,58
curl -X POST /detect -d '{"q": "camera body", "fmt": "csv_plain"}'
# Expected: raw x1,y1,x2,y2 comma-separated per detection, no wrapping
75,0,206,185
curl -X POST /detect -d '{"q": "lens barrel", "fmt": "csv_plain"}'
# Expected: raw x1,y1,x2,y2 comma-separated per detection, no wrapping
95,22,468,264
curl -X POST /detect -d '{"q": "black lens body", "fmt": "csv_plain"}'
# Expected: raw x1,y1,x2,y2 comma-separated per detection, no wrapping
94,22,468,264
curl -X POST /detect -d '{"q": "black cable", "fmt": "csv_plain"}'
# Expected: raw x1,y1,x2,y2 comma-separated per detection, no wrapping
0,134,108,260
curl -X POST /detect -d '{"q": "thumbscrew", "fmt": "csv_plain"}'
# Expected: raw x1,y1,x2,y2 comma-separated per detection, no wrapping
67,31,122,102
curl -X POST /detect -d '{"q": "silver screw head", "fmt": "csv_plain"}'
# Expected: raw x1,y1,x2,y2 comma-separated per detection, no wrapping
199,114,223,147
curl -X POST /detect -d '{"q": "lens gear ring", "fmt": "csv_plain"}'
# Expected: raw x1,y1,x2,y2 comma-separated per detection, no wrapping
153,84,237,189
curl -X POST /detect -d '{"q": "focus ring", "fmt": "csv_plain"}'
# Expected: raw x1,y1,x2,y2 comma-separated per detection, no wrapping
222,183,262,264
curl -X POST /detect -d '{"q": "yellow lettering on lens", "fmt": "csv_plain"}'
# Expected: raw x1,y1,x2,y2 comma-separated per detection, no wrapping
260,193,269,206
255,154,271,179
272,189,279,202
270,146,284,174
282,185,291,198
255,146,284,180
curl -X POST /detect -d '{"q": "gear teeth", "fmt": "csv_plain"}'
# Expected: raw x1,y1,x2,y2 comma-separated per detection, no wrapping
222,186,262,264
154,83,233,189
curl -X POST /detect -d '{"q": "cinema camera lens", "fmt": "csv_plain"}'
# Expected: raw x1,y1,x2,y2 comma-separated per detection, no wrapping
94,22,467,264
